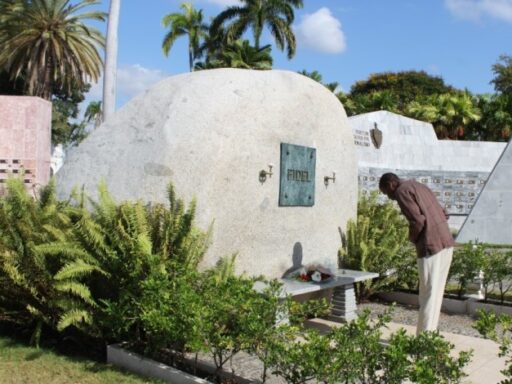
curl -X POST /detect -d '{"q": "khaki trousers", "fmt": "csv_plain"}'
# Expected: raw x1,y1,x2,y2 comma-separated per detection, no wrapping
416,247,454,335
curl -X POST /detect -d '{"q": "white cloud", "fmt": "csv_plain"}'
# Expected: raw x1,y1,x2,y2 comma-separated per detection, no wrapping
87,64,168,102
295,7,346,54
445,0,512,23
82,64,169,119
116,64,169,100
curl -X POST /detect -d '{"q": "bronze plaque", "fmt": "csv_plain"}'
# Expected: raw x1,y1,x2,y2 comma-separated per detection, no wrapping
279,143,316,206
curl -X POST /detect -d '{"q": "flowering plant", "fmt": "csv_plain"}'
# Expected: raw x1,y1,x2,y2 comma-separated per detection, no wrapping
292,264,333,283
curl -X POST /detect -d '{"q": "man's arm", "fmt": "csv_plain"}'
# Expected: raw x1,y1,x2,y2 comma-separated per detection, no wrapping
395,189,426,243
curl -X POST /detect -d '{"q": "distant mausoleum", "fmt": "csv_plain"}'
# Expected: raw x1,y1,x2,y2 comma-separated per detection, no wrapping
0,96,52,196
349,111,506,230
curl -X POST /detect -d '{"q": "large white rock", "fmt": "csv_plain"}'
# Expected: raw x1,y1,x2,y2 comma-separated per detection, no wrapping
56,69,357,277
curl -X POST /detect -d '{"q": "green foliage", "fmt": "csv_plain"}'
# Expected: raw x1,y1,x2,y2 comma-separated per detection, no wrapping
139,261,205,361
479,248,512,303
199,271,268,372
449,242,486,299
0,0,105,99
475,310,512,383
51,83,90,146
492,55,512,95
196,39,273,70
350,70,456,109
210,0,303,59
405,92,481,139
70,182,210,342
0,178,210,349
0,178,101,346
162,2,208,71
468,93,512,141
298,69,339,92
266,308,471,383
266,327,331,384
339,192,417,300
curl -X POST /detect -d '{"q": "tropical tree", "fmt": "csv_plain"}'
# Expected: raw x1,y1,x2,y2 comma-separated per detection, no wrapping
84,100,103,129
298,69,339,92
491,54,512,95
210,0,303,59
102,0,121,123
0,0,106,100
162,2,208,72
350,70,455,110
196,24,232,66
406,92,481,139
196,39,272,70
52,83,90,145
469,94,512,141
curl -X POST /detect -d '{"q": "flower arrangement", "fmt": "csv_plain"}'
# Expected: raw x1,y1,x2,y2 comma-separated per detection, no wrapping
292,264,334,283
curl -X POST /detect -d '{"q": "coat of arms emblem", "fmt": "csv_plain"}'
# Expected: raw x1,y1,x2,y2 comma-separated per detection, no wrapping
370,122,383,149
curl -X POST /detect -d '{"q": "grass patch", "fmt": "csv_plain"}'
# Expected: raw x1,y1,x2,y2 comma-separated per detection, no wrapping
0,335,163,384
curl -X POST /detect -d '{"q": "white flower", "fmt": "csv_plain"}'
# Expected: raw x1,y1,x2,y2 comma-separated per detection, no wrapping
311,271,322,282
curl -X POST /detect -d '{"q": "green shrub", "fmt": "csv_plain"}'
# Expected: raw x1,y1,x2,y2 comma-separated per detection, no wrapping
475,310,512,383
265,308,471,383
265,327,331,384
138,261,205,363
484,249,512,304
69,182,210,343
339,192,417,300
0,178,103,346
449,242,486,299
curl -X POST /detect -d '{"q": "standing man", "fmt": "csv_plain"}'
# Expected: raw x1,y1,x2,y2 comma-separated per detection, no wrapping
379,173,455,334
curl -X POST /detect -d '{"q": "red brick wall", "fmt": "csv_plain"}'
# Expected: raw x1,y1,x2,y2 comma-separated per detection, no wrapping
0,96,52,196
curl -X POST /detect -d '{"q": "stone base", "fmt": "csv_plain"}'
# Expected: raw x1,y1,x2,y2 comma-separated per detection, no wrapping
328,284,357,322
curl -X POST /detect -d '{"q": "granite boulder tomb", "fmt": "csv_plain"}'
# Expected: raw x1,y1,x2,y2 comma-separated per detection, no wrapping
56,69,357,278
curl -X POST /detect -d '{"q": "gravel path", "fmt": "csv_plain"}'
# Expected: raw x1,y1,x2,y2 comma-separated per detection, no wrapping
357,300,483,338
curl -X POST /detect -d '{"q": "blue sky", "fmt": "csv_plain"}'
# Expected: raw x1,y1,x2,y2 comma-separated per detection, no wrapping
86,0,512,108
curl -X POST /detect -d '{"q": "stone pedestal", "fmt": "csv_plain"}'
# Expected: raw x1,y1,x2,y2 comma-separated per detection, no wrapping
329,284,358,322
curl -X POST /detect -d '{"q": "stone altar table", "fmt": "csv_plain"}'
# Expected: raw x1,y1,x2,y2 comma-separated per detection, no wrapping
255,269,379,322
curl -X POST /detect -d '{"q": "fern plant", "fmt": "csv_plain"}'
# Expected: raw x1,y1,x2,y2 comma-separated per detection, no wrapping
339,192,416,301
68,182,210,343
0,178,103,346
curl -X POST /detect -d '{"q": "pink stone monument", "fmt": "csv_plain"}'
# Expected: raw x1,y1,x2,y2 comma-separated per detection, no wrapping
0,96,52,196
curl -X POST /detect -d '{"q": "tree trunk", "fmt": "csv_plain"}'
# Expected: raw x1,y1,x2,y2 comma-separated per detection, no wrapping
189,44,193,72
102,0,121,123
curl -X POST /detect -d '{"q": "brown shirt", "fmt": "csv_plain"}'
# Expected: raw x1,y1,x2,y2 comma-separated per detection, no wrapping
394,180,455,258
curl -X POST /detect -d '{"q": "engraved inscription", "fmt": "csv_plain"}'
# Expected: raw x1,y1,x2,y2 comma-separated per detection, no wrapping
287,169,311,182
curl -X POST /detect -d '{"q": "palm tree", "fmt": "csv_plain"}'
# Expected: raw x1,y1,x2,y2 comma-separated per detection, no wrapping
102,0,121,123
210,0,303,59
298,69,339,92
0,0,106,100
406,92,481,139
162,2,208,72
84,100,102,128
196,39,272,70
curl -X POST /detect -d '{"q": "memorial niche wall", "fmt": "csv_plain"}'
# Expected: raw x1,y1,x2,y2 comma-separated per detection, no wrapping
358,167,489,215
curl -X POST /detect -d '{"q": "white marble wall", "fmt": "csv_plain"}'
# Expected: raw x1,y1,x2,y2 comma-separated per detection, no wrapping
457,140,512,244
349,111,506,229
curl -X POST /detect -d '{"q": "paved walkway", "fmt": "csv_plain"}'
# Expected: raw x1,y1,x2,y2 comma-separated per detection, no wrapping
307,318,508,384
